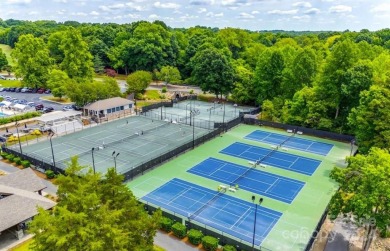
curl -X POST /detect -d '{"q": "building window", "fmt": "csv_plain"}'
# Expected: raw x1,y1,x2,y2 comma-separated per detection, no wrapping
129,104,133,108
107,109,111,114
111,108,115,113
120,106,124,110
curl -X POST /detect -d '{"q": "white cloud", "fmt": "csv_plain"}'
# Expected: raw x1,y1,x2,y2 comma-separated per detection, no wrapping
154,2,180,9
221,0,249,7
329,5,352,13
206,11,223,17
5,0,31,3
268,9,298,15
53,0,67,3
293,15,310,20
292,2,312,8
149,14,160,19
304,8,320,15
125,3,145,11
198,8,207,13
56,10,65,15
73,12,87,16
179,14,199,20
124,13,141,19
239,12,255,19
370,3,390,14
251,11,259,14
28,11,38,15
98,5,111,11
90,11,99,16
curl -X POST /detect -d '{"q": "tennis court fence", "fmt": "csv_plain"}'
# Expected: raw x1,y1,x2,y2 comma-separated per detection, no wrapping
244,118,355,142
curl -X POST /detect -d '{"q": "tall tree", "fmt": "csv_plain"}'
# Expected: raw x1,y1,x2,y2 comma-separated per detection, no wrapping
159,66,181,84
126,70,152,96
47,69,70,100
11,34,53,88
329,148,390,251
191,47,235,98
0,48,8,70
348,84,390,153
29,157,161,251
253,49,285,104
48,28,94,82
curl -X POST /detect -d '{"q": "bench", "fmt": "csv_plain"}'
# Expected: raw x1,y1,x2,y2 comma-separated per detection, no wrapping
219,185,227,190
228,187,236,192
281,147,288,151
270,145,278,149
287,129,293,133
248,161,256,166
259,164,267,168
297,131,303,135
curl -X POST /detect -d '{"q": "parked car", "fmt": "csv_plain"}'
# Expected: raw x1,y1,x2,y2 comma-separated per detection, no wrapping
44,89,51,94
0,75,6,80
62,105,74,111
3,88,9,92
71,104,82,111
27,102,35,107
21,88,29,93
9,87,16,92
35,104,44,110
37,88,45,94
19,99,27,104
0,88,4,92
42,107,54,113
15,87,23,93
30,88,38,93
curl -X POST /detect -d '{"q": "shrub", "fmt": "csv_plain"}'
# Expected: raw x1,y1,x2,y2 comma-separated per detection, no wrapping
0,112,41,125
0,152,8,158
7,135,19,142
45,170,55,179
14,157,22,165
171,222,187,239
30,129,42,136
202,236,219,251
160,217,174,232
189,89,194,94
223,245,236,251
380,229,390,238
187,229,203,245
6,154,15,162
161,87,167,93
21,160,31,168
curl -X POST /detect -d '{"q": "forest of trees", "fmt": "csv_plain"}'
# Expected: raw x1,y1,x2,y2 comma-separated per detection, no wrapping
1,19,390,152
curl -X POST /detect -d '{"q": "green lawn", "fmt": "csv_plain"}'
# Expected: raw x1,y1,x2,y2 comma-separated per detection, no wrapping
0,44,14,66
9,238,33,251
0,79,22,87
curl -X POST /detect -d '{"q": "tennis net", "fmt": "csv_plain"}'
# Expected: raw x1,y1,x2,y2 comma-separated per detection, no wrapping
105,121,171,148
189,188,226,220
230,147,279,187
279,133,296,148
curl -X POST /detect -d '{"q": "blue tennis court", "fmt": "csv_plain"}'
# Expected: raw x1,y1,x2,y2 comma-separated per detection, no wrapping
142,178,282,246
220,142,321,176
245,130,333,156
188,158,305,204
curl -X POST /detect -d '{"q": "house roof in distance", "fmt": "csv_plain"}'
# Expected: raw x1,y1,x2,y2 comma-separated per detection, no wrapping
0,168,46,192
84,97,134,111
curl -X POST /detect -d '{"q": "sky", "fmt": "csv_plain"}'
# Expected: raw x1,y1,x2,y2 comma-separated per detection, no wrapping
0,0,389,31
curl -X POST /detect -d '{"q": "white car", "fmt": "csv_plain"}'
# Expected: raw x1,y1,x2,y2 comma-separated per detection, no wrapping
0,75,6,80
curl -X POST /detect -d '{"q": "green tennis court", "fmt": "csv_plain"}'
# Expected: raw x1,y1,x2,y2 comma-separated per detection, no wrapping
127,124,351,251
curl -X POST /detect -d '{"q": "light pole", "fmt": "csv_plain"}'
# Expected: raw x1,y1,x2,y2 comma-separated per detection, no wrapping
91,147,96,174
112,151,120,173
190,109,200,149
350,139,355,157
222,102,226,132
49,132,55,170
185,103,191,125
251,195,263,251
14,122,23,154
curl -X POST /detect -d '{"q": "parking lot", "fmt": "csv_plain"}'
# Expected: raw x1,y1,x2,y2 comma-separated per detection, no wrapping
0,90,69,112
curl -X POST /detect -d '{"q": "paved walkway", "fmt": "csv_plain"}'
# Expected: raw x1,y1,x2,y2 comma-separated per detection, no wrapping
0,161,198,251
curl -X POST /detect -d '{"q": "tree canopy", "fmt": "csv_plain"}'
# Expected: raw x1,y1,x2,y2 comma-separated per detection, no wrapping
29,157,161,251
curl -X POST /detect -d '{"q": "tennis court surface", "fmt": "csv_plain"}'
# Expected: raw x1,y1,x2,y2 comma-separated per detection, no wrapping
142,178,282,246
245,130,334,156
187,158,305,203
220,142,321,176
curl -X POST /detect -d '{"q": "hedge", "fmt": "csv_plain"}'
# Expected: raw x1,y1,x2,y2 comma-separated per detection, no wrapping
223,245,237,251
187,229,203,245
6,154,15,162
21,160,31,168
14,157,22,165
171,222,187,239
160,217,174,232
0,111,41,125
45,170,55,179
0,152,8,158
202,236,219,251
